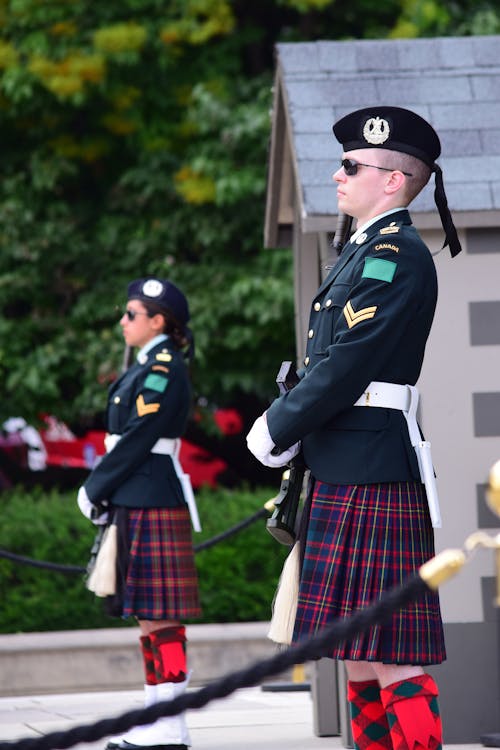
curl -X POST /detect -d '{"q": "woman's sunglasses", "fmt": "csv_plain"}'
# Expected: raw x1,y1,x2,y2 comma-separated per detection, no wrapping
341,158,413,177
121,309,151,321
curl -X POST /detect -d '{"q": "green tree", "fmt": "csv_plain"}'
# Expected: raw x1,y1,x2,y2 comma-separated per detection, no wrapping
0,0,296,432
389,0,500,37
0,0,496,452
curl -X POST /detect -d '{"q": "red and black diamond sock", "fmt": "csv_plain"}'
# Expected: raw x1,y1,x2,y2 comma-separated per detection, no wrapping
380,674,442,750
149,624,187,684
140,635,157,686
348,679,392,750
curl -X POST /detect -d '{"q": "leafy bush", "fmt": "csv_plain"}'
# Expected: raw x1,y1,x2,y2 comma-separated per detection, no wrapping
194,484,288,623
0,483,287,633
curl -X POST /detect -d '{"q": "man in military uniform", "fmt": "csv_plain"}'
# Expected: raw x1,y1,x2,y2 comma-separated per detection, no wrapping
247,106,462,750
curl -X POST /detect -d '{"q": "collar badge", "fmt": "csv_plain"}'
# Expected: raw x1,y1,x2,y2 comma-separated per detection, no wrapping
363,116,390,145
379,223,400,235
356,232,368,244
156,352,172,362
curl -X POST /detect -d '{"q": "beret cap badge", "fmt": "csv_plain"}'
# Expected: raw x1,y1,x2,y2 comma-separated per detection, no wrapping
363,116,390,145
142,279,164,298
127,277,191,329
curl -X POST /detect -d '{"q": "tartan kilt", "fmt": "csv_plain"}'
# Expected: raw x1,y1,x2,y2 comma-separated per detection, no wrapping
292,480,446,665
113,506,201,621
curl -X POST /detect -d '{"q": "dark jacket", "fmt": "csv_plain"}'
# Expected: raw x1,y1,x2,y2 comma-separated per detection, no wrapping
84,338,191,508
266,209,438,484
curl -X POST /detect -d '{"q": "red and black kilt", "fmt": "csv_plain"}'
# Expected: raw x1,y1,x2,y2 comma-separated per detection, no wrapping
292,480,446,665
112,506,201,621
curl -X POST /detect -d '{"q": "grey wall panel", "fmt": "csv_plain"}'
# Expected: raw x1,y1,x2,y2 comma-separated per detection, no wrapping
473,392,500,437
477,483,500,528
470,301,500,345
428,620,500,744
481,577,498,623
467,227,500,254
418,238,500,623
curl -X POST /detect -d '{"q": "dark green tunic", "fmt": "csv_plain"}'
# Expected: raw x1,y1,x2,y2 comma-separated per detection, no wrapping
267,209,438,485
85,338,190,509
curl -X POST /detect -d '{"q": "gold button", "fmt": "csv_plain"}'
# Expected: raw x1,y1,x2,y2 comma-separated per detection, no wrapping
304,356,310,366
308,329,314,338
314,302,320,311
114,396,120,404
325,298,332,307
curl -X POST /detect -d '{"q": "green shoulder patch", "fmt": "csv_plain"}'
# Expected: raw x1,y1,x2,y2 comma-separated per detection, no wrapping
144,373,169,393
362,257,397,283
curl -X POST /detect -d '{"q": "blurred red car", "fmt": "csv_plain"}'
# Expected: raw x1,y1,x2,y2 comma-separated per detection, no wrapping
0,411,243,491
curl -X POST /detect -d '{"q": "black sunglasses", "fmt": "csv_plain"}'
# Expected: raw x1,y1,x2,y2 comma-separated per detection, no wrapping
341,158,413,178
122,309,151,321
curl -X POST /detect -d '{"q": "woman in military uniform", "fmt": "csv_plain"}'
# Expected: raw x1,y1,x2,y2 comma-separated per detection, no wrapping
248,107,462,750
78,277,200,750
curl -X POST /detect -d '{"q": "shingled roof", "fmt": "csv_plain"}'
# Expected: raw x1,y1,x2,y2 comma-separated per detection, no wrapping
264,35,500,247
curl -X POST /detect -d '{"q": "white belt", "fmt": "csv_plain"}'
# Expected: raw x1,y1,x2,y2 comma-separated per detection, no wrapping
353,381,410,412
105,434,178,455
105,433,201,532
353,381,441,528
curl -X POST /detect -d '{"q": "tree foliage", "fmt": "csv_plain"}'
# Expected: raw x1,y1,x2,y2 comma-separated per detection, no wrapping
0,0,498,436
0,0,296,430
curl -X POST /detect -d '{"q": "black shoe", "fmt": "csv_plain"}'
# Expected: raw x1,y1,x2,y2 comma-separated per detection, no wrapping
109,743,188,750
481,734,500,748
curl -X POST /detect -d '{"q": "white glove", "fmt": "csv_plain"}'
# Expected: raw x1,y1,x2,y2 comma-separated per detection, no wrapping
246,414,301,468
261,441,301,468
77,486,109,525
246,414,275,461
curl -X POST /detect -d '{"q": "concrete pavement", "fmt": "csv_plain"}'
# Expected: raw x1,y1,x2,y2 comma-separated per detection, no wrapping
0,624,287,697
0,626,495,748
0,686,489,750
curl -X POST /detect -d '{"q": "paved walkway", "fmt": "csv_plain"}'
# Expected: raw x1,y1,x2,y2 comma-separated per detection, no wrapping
0,686,488,750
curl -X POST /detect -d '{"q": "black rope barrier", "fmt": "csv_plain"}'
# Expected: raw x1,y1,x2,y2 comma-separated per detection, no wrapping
0,549,85,574
0,573,429,750
0,506,269,574
193,506,268,552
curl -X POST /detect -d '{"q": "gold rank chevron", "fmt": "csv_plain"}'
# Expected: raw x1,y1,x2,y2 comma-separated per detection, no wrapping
343,299,378,329
136,394,161,417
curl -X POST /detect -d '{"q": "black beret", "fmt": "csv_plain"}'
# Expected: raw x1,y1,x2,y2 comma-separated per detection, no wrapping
332,106,461,257
333,106,440,167
127,278,189,326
